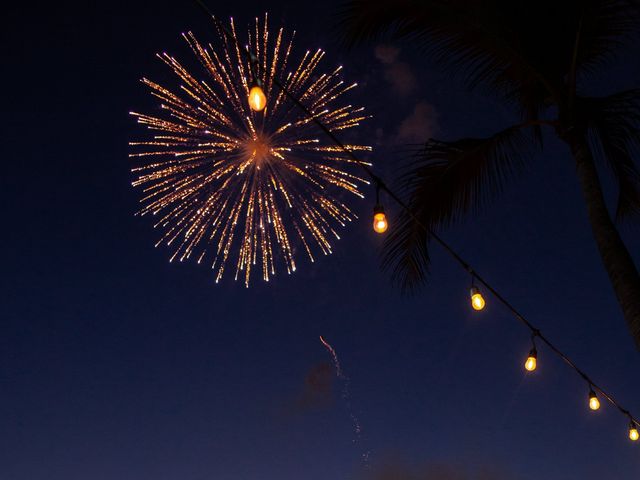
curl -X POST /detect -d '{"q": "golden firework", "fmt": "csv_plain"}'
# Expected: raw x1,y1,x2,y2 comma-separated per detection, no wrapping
130,15,371,286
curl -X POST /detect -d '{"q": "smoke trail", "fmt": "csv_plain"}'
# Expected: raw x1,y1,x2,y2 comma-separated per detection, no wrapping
319,335,371,467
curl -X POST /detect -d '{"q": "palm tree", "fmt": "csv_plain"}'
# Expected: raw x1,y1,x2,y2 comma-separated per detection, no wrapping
339,0,640,348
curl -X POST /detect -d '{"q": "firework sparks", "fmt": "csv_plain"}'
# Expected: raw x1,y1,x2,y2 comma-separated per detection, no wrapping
129,14,371,286
319,335,371,467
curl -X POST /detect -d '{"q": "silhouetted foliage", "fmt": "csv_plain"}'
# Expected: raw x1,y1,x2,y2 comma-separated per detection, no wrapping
340,0,640,347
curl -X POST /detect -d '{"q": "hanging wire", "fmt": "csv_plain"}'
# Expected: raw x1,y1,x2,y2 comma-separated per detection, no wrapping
531,330,539,349
191,0,639,431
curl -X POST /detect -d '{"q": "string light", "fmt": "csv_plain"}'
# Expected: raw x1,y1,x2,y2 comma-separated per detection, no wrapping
372,183,388,233
373,205,388,233
525,348,537,372
469,287,485,310
192,0,639,444
524,333,538,372
589,388,601,411
245,46,267,112
248,81,267,112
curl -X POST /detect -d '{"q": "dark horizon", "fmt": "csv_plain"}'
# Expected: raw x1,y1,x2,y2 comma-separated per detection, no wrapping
2,1,640,479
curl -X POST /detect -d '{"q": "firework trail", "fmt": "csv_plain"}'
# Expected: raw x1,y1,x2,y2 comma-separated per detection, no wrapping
129,14,371,287
319,335,371,467
319,334,343,378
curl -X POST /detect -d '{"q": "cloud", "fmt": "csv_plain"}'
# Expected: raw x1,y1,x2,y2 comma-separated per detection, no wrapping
374,45,417,96
374,45,400,64
373,44,439,145
396,101,438,143
295,362,334,411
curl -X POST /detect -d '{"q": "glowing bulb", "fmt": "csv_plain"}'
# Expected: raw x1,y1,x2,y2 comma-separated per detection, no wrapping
470,286,485,311
248,84,267,112
373,213,388,233
630,424,639,441
589,390,600,411
373,205,388,233
524,348,537,372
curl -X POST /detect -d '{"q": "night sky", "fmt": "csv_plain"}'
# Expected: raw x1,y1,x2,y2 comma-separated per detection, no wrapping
3,1,640,479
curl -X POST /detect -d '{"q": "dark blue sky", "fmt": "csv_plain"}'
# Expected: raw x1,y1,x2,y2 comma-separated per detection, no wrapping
2,1,640,479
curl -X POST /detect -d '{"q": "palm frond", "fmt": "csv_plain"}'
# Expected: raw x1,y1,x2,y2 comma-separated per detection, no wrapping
579,90,640,220
575,1,640,76
382,126,537,292
339,1,640,105
381,207,432,294
339,0,556,103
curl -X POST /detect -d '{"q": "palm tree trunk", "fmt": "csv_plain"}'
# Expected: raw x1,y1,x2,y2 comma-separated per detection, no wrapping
566,132,640,349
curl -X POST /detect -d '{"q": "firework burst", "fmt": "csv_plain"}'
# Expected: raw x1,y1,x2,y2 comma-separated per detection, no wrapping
129,14,371,286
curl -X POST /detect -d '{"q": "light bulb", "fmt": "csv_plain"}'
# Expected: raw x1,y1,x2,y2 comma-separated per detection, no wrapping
524,348,537,372
589,390,600,411
470,286,485,311
373,205,388,233
248,84,267,112
630,423,639,441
